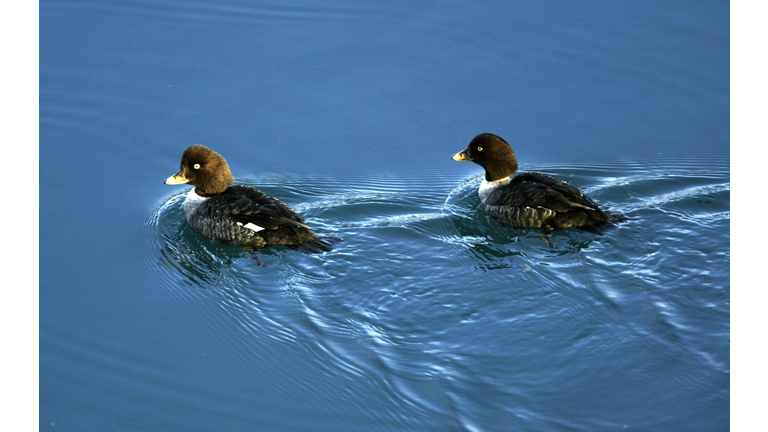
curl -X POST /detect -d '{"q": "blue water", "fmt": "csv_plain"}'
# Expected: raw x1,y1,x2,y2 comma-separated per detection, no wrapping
40,1,729,431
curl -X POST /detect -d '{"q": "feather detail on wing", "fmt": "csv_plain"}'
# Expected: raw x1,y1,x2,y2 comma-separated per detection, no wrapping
209,185,310,231
482,172,603,228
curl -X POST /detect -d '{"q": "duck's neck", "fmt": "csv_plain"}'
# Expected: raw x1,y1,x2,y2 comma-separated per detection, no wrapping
183,188,210,219
478,176,511,204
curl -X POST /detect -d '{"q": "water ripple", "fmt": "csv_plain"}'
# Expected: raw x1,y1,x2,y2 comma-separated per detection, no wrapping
135,159,729,429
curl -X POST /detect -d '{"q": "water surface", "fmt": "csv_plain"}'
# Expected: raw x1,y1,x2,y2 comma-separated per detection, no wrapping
40,1,729,430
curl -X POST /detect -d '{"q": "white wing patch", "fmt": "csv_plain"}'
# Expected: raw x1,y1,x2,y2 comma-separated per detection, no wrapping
237,222,265,232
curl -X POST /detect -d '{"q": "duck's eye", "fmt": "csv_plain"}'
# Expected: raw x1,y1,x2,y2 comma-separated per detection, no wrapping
193,163,201,169
477,147,483,151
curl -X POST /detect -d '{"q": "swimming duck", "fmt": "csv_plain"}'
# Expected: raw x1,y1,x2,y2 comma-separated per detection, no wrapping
452,133,620,235
165,145,341,261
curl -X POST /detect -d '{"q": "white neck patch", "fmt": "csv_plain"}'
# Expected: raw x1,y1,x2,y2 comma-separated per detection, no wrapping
478,176,511,204
182,188,209,220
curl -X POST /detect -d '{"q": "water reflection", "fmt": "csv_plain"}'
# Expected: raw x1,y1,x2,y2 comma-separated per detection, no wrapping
135,160,727,430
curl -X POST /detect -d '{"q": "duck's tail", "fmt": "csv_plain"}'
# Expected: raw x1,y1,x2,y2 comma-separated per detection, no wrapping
578,212,636,235
611,211,636,224
294,235,344,254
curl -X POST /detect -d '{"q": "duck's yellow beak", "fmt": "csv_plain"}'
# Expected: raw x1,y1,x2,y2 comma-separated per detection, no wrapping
452,150,472,161
164,173,189,185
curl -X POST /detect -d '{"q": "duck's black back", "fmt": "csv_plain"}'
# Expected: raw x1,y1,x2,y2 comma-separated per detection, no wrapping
188,185,317,248
483,172,615,230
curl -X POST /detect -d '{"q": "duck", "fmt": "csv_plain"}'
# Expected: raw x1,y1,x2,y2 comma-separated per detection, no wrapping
165,145,341,262
452,133,621,236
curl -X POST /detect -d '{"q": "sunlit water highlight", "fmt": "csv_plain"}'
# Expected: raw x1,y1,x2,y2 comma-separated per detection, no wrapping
133,157,729,430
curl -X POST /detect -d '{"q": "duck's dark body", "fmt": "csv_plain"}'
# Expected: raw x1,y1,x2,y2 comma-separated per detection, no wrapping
186,185,334,252
453,133,618,232
481,172,615,230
